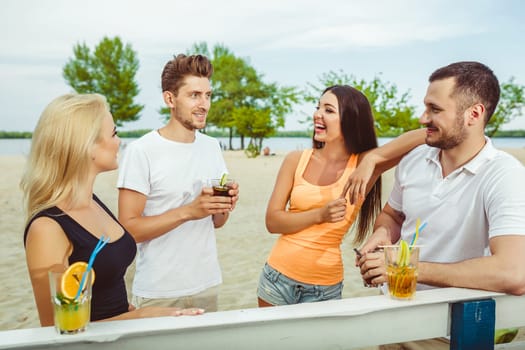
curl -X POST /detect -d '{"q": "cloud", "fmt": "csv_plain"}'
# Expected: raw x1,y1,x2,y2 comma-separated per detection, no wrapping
1,0,523,132
1,0,495,57
256,1,490,50
132,0,491,52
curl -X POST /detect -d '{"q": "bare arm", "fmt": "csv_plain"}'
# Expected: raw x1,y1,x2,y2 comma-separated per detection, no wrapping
25,217,74,326
368,128,427,173
368,203,404,248
265,151,347,234
358,207,525,295
419,235,525,295
118,187,234,243
98,305,204,321
343,128,426,204
26,217,206,327
356,204,405,286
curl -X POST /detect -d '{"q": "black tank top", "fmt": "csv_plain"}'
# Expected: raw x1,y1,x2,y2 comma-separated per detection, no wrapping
24,195,137,321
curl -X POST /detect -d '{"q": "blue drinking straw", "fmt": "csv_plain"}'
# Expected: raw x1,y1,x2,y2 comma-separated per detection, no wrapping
74,235,110,300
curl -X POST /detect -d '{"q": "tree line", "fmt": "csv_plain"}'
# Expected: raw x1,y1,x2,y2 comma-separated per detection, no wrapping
56,37,525,154
3,129,525,140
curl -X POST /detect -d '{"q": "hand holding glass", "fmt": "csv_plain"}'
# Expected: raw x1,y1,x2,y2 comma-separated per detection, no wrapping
384,245,420,300
210,178,235,197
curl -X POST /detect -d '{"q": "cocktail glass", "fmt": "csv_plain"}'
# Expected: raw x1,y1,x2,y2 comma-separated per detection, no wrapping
48,270,92,334
210,178,235,197
384,245,420,300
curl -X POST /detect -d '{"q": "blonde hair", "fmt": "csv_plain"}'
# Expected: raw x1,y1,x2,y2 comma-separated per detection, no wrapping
20,93,110,224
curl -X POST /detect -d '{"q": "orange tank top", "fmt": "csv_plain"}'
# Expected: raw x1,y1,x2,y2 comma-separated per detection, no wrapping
267,149,359,285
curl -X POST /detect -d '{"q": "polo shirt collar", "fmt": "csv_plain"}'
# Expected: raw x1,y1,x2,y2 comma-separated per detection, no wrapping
424,136,497,175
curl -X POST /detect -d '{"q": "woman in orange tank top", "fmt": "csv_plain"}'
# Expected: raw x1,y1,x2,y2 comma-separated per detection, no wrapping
257,85,425,307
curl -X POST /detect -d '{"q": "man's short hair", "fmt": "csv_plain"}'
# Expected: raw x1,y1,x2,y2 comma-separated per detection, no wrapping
429,61,500,124
161,54,213,95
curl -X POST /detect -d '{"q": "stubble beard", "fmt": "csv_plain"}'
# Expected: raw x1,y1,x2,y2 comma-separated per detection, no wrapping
174,109,205,132
426,114,467,150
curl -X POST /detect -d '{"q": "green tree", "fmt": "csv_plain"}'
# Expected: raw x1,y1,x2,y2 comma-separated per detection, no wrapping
63,36,143,126
207,44,264,150
305,70,419,136
161,42,300,154
486,77,525,136
233,107,272,156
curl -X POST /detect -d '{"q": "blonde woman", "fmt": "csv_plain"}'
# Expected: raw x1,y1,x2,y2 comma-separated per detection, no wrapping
21,93,202,326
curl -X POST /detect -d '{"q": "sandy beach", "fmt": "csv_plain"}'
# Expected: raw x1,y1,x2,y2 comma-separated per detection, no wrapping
1,148,525,341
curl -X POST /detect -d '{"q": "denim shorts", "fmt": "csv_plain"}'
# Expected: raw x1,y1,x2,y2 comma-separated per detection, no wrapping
257,263,343,306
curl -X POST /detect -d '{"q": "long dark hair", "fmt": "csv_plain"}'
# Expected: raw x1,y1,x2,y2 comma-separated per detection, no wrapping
313,85,381,244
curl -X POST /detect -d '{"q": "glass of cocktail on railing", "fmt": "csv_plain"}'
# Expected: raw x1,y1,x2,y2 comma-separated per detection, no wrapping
384,241,420,300
49,263,94,334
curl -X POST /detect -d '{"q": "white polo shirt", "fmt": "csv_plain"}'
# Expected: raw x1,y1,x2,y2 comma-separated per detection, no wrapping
389,138,525,266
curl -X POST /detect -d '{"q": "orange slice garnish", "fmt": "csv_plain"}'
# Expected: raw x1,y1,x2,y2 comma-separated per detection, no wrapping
60,262,95,299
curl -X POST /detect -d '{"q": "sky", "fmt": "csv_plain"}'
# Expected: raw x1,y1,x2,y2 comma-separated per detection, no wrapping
1,0,524,132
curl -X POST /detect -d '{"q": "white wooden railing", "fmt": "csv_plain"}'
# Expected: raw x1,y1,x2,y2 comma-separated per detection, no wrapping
0,288,524,350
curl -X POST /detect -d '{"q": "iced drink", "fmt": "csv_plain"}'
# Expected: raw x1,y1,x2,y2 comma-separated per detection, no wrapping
384,244,420,300
49,266,93,334
211,178,234,197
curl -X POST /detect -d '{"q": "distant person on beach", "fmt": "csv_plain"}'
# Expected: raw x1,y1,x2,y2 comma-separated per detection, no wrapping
262,146,275,156
257,85,426,307
21,93,203,327
117,54,239,312
356,62,525,348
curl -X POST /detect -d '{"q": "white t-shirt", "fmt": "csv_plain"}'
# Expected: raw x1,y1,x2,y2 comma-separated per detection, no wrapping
389,138,525,288
117,130,228,298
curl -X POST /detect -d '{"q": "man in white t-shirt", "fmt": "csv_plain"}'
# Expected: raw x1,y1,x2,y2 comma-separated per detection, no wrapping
356,62,525,348
117,54,239,311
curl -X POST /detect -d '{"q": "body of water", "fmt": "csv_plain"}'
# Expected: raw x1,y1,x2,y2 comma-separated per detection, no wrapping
1,137,524,156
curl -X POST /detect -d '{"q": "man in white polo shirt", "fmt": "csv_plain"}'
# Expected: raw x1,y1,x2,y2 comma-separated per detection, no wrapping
356,61,525,348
